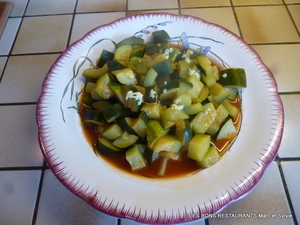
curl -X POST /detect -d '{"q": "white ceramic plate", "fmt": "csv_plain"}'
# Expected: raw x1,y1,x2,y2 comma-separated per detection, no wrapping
37,13,284,224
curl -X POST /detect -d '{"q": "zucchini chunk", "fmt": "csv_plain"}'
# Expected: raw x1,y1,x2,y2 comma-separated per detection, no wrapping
152,134,182,153
188,134,211,161
95,137,125,157
197,145,220,168
219,68,247,89
216,118,237,140
126,145,147,171
113,132,139,148
102,103,125,122
146,120,169,148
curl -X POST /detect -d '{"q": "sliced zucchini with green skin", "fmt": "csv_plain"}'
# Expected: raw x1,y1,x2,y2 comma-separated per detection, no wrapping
95,137,124,157
97,49,114,68
147,120,169,148
145,42,170,55
128,57,147,75
175,119,193,145
161,106,189,129
151,59,174,79
183,103,203,115
144,147,159,163
139,111,150,125
197,145,220,168
195,85,209,103
219,68,247,88
115,117,137,135
177,79,193,95
130,45,145,58
122,86,143,112
209,83,231,104
126,145,147,171
114,45,132,61
95,73,114,99
197,55,212,75
201,72,216,88
222,99,239,120
102,123,123,141
188,134,211,161
102,103,124,122
107,60,125,72
186,75,204,100
117,37,144,47
216,118,237,140
82,66,108,79
191,102,217,134
177,59,192,79
144,85,158,103
131,116,147,138
206,103,229,136
82,93,94,109
113,132,139,148
84,82,96,94
107,82,125,104
141,103,165,120
152,30,170,43
92,100,112,111
152,134,182,153
143,68,158,87
159,79,180,100
112,68,137,85
173,92,192,107
84,109,105,126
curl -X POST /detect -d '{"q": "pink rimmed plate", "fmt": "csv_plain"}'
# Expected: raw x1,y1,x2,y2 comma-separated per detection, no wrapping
36,13,284,224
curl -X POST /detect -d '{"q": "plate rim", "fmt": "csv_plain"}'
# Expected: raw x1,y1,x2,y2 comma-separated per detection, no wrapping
36,12,284,224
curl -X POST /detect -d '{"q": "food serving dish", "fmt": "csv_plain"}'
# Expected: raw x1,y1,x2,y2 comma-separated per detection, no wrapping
36,13,284,224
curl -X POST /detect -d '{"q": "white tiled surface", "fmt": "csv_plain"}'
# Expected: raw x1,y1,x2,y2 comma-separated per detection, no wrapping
0,1,299,225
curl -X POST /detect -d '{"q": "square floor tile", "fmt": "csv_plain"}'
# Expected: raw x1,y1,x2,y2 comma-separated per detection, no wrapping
0,0,28,17
288,5,300,32
232,0,283,5
35,170,118,225
285,0,300,3
12,15,72,54
180,0,230,7
251,44,300,92
0,170,41,225
25,0,76,15
0,105,44,167
0,54,59,103
128,0,178,10
208,162,293,225
127,9,179,16
181,7,240,36
281,161,300,222
76,0,126,13
0,18,21,55
235,6,299,43
69,12,125,44
277,94,300,158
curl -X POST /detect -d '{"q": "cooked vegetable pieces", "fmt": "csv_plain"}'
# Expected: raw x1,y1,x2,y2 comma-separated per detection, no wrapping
81,30,246,177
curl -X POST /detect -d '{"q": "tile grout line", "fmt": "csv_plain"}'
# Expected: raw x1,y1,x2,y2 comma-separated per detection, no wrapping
229,0,244,42
31,162,49,225
283,1,300,38
276,159,299,225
